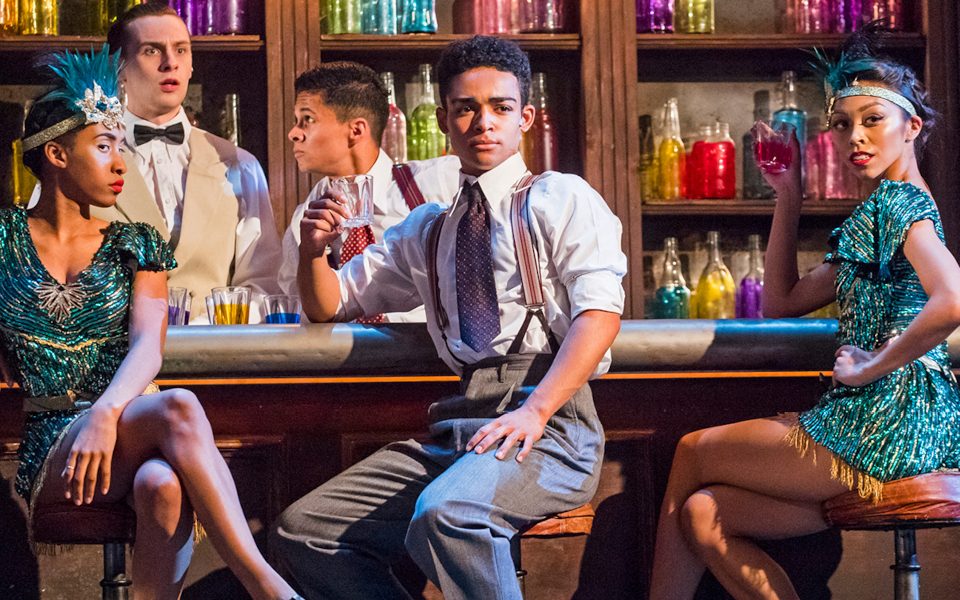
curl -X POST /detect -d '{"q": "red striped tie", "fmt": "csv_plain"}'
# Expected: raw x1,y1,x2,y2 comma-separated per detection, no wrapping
340,225,384,324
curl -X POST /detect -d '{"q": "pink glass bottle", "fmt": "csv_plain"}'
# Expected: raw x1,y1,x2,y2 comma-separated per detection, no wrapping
518,0,566,33
861,0,905,30
521,72,559,174
791,0,830,33
215,0,247,34
380,72,408,164
702,122,736,199
637,0,673,33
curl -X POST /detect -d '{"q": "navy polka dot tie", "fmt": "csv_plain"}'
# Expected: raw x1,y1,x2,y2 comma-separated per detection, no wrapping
456,182,500,351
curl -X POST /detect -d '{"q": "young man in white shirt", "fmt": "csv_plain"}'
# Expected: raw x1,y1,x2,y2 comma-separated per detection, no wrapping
272,36,627,599
96,1,282,322
278,61,461,322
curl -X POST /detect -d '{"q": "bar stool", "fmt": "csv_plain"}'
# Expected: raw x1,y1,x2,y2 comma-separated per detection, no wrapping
823,471,960,600
31,502,137,600
511,503,595,599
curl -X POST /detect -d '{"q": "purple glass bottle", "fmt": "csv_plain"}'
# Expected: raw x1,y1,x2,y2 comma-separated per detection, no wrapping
736,234,764,319
636,0,673,33
215,0,247,34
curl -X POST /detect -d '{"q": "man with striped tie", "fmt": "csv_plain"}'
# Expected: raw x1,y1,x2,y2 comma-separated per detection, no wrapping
279,61,461,322
273,36,626,599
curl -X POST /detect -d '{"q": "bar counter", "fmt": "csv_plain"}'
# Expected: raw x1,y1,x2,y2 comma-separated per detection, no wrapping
4,320,958,598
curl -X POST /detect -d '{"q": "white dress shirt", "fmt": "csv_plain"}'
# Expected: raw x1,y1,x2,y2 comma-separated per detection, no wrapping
334,153,627,377
279,150,461,322
123,108,282,322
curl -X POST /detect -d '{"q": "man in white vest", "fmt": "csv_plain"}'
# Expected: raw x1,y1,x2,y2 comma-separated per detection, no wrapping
278,61,461,322
97,1,282,322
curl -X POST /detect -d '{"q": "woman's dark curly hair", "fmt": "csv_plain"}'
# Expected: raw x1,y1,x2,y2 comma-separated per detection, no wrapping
21,84,80,178
435,35,532,108
838,21,938,154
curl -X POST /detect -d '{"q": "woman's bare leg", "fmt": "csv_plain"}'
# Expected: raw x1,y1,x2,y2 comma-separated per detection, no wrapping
34,389,296,600
129,458,195,599
648,416,850,600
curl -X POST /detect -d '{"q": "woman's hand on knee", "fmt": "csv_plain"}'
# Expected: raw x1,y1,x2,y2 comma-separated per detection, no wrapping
62,406,119,504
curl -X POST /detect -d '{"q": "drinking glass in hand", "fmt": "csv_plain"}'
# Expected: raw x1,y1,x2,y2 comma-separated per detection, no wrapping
261,295,302,325
331,174,374,228
751,120,795,175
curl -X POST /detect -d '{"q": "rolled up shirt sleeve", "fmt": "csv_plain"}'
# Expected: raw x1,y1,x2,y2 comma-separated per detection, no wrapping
231,150,283,296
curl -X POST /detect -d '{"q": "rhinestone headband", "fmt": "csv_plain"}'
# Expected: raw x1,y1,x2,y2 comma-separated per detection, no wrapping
829,85,918,119
22,83,123,151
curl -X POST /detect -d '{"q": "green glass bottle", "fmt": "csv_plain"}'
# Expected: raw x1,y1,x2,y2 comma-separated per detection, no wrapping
407,64,445,161
676,0,714,34
325,0,361,34
694,230,736,319
652,237,690,319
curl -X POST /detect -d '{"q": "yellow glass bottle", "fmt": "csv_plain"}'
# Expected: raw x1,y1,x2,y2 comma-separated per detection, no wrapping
657,97,685,202
19,0,57,34
694,230,736,319
11,139,38,209
0,0,17,35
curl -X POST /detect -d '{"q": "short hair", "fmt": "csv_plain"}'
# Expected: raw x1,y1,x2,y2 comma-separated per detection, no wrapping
22,100,79,177
107,1,182,59
294,61,390,142
435,35,531,108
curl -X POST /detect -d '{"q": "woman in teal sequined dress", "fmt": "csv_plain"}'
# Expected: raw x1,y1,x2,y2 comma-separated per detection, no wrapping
11,48,300,599
649,28,960,600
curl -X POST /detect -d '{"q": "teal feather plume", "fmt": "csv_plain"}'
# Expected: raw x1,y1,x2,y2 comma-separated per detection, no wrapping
42,44,121,106
808,47,877,95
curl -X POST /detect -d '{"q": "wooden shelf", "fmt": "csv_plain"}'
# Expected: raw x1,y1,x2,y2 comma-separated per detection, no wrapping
0,35,264,52
642,199,860,216
635,32,925,51
319,33,581,51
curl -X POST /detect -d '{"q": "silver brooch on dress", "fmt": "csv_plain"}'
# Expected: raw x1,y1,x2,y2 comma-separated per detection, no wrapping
36,280,85,323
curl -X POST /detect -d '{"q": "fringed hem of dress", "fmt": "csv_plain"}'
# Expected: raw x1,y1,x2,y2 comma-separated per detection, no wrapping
783,417,884,503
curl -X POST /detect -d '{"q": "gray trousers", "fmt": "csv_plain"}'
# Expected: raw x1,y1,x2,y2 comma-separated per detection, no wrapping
271,353,604,600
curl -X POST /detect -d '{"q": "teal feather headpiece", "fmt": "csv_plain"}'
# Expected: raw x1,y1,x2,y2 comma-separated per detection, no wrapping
22,45,123,152
809,47,917,121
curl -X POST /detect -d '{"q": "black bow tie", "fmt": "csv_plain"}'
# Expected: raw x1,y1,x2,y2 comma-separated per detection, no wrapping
133,122,185,146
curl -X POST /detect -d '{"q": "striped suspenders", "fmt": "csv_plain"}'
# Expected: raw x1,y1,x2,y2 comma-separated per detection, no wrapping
392,163,427,211
425,173,557,361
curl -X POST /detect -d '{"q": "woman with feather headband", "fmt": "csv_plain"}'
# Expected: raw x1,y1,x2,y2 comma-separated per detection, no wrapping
649,23,960,600
8,48,302,600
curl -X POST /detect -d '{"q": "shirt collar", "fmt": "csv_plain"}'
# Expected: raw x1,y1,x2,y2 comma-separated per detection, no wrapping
123,107,192,150
454,153,528,209
369,149,394,206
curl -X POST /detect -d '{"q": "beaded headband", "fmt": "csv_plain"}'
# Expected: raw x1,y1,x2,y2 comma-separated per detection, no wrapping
22,46,123,152
830,84,918,119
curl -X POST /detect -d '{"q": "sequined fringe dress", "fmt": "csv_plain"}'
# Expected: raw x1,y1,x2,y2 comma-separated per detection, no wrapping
789,180,960,501
0,208,176,506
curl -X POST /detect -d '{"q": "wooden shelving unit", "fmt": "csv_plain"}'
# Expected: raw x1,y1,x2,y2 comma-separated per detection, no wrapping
642,199,860,217
0,34,264,52
318,33,581,51
635,32,925,50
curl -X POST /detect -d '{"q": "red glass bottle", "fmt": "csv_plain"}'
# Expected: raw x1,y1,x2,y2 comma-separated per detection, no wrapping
686,124,710,200
702,122,736,199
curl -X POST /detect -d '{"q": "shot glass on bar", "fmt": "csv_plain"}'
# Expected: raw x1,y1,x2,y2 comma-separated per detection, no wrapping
167,286,190,326
210,286,251,325
261,294,302,325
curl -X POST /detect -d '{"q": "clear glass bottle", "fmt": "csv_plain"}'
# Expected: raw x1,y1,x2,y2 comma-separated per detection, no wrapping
695,231,736,319
772,70,806,176
675,0,713,33
736,234,764,318
657,98,685,202
636,0,673,33
325,0,362,34
407,64,445,160
743,90,775,199
220,93,241,146
380,72,407,163
401,0,437,33
19,0,57,34
363,0,398,34
638,114,656,203
521,72,559,174
652,237,690,319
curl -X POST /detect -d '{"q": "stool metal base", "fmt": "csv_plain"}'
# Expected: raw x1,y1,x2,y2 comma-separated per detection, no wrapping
101,542,132,600
892,529,920,600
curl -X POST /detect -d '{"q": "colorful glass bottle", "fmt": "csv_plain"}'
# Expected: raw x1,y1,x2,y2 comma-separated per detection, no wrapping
401,0,437,33
695,231,736,319
0,0,16,34
657,97,685,202
407,64,444,160
193,0,217,35
636,0,673,33
325,0,362,34
11,139,37,209
363,0,398,34
19,0,57,34
862,0,904,30
685,124,709,200
772,70,806,176
702,122,735,199
675,0,713,33
652,237,690,319
519,0,566,32
215,0,248,34
521,72,559,175
736,234,764,318
638,114,657,202
743,90,775,199
380,72,407,163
